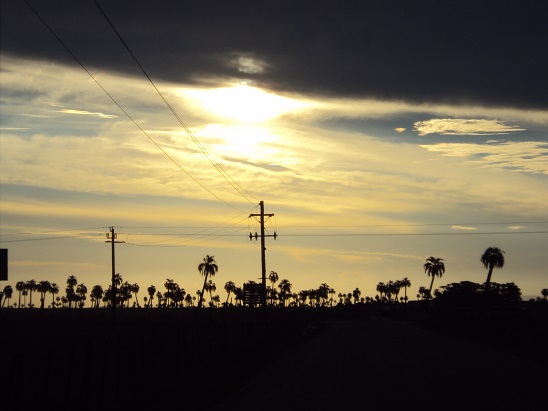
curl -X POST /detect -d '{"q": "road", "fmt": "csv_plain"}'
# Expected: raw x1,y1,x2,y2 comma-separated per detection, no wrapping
215,318,546,410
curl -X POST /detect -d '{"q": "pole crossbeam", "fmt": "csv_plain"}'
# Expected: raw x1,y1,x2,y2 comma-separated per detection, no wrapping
249,201,276,308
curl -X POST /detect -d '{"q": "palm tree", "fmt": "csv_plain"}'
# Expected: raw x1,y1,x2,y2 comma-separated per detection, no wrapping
481,247,505,297
278,279,292,307
400,277,411,302
268,271,279,305
2,285,13,308
25,279,37,308
76,284,87,308
424,256,445,299
66,275,77,308
197,255,218,309
15,281,25,308
131,283,140,307
37,280,51,309
542,289,548,302
147,285,156,308
90,285,103,308
224,281,236,305
50,283,59,308
204,280,217,307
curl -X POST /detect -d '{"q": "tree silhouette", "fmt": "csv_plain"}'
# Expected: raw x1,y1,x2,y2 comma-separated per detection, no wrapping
542,288,548,302
66,275,77,308
76,284,87,308
278,279,292,307
205,280,217,308
424,256,445,299
25,279,37,308
197,255,218,309
481,247,505,298
224,281,236,305
147,285,156,308
49,283,59,308
37,280,51,309
269,271,279,305
15,281,25,308
400,277,411,302
2,285,13,308
90,285,103,308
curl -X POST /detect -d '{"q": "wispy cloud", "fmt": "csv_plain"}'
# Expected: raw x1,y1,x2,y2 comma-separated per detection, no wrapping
419,141,548,174
414,119,526,136
451,225,478,231
57,109,118,119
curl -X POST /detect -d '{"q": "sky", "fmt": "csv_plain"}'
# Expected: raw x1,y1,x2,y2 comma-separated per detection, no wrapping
1,0,547,302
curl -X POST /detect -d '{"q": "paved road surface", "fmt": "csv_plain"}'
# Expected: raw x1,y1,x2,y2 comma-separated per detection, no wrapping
215,318,546,410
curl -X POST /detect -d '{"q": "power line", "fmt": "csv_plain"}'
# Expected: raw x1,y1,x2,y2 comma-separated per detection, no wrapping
23,0,244,212
92,0,258,205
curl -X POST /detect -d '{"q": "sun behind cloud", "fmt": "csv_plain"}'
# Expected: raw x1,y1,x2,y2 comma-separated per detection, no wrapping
181,84,311,123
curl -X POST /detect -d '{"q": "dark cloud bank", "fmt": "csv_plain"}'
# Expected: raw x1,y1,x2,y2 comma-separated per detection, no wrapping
2,0,547,109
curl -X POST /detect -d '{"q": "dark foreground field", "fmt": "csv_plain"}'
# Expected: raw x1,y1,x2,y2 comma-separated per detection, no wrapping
1,306,547,410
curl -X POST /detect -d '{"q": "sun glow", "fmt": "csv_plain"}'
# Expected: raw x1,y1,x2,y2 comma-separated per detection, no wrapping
183,84,310,123
198,124,280,159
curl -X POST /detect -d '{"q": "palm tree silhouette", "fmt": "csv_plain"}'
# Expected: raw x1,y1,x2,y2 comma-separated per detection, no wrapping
542,289,548,302
205,280,217,307
278,279,292,307
25,279,37,308
66,275,77,308
197,255,218,309
147,285,156,307
37,280,51,309
90,285,103,308
15,281,25,308
2,285,13,308
400,278,411,302
224,281,236,305
481,247,505,297
76,284,87,308
50,283,59,308
424,256,445,299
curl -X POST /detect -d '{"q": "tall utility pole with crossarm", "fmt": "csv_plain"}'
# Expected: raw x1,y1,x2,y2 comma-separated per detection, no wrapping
105,226,124,320
249,201,276,308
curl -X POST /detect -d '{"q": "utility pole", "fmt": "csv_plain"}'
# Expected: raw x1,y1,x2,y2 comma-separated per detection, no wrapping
249,201,276,308
105,226,124,320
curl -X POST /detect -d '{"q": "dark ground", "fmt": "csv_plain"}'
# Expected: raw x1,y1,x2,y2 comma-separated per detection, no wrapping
1,305,546,410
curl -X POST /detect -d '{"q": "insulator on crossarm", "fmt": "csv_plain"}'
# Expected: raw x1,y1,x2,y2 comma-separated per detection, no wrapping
274,232,277,240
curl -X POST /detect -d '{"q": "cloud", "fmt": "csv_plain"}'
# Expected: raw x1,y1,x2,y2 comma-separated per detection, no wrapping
414,119,526,136
451,225,478,231
2,1,547,109
57,109,118,118
419,141,548,174
394,128,406,133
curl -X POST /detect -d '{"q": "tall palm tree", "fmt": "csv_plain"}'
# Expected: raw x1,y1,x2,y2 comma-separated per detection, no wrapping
352,288,361,305
424,256,445,299
90,285,103,308
131,283,140,307
197,255,218,309
542,289,548,302
25,279,37,308
268,271,279,305
50,283,59,308
66,275,77,309
15,281,25,308
37,280,51,309
224,281,236,305
400,277,411,302
481,247,505,296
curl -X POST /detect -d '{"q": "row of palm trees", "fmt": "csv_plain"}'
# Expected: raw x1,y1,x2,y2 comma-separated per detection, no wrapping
1,247,544,309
